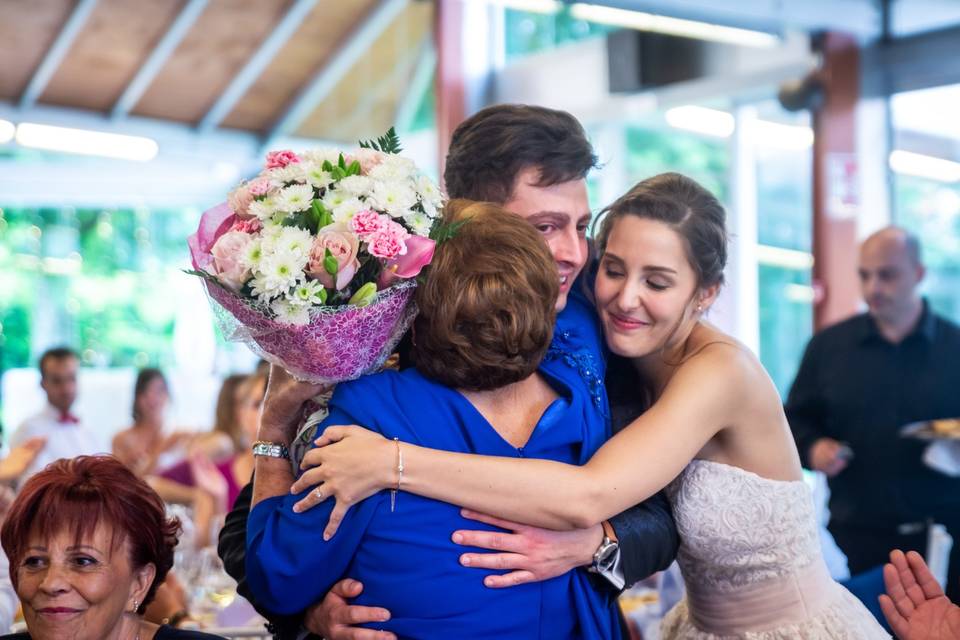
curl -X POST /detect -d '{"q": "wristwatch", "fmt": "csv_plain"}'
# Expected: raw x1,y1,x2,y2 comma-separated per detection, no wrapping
589,520,620,575
252,440,290,460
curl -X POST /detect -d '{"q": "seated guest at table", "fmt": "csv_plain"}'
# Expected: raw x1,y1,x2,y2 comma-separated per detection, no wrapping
246,201,622,639
0,455,224,640
113,369,194,477
156,372,266,516
10,347,107,481
880,549,960,640
195,374,250,461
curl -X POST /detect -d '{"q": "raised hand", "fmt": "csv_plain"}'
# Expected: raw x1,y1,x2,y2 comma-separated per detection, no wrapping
258,365,329,443
0,436,46,482
878,549,960,640
452,509,601,588
303,578,395,640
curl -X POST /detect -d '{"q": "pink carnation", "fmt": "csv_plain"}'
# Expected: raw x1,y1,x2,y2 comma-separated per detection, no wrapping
230,217,262,234
349,209,387,237
367,221,410,260
248,177,272,196
265,150,301,169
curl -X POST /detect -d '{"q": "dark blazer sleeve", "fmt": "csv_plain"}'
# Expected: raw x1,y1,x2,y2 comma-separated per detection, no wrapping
217,478,309,639
608,491,679,589
784,337,827,469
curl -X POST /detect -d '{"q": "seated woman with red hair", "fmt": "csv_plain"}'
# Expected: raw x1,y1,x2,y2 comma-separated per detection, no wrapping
0,456,224,640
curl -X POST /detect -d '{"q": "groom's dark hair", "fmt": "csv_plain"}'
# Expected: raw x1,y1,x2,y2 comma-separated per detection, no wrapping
443,104,598,205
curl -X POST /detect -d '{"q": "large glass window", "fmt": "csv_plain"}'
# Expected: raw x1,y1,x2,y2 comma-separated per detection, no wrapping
753,107,813,397
893,175,960,322
504,6,616,60
0,205,198,370
891,84,960,324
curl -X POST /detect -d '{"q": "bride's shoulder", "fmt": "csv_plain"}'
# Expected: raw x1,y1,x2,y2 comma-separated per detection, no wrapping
678,331,768,393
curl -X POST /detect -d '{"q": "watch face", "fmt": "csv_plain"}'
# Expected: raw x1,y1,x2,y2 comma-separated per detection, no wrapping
595,541,618,570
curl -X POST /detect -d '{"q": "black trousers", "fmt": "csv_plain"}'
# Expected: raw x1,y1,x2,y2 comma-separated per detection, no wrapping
830,521,960,603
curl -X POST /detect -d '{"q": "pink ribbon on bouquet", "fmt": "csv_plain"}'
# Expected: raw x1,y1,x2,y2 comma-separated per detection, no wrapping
187,202,237,271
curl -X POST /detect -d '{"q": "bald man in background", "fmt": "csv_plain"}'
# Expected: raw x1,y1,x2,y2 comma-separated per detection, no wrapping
786,226,960,601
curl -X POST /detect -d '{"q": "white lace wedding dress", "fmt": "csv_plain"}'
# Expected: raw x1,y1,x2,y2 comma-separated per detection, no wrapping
660,459,890,639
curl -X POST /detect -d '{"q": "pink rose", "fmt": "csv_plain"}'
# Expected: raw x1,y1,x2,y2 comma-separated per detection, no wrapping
210,231,254,291
265,150,301,169
248,177,272,196
306,223,360,291
230,217,262,234
227,184,254,219
348,209,387,237
355,148,387,174
366,221,409,260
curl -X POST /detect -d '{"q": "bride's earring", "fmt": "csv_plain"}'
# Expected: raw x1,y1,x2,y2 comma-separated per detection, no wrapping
131,599,139,614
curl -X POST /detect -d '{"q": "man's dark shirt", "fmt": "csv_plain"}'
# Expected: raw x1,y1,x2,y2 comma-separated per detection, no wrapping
785,302,960,527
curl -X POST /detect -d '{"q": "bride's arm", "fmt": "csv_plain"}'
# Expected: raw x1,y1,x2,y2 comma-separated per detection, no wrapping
299,347,744,534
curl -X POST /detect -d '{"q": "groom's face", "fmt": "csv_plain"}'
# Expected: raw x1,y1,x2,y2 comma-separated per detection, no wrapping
502,167,591,311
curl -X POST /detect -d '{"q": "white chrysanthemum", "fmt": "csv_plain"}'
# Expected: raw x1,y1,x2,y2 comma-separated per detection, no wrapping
258,218,286,245
371,180,418,218
273,226,313,262
287,280,326,307
249,199,277,221
302,162,333,190
336,175,374,197
332,197,365,224
404,210,433,237
271,298,311,325
267,163,307,185
321,187,351,212
416,174,443,216
277,184,314,213
257,252,303,295
249,274,276,302
369,156,416,182
301,148,342,167
240,237,264,270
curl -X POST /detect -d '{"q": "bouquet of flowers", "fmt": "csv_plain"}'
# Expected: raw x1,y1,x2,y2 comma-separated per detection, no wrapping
187,129,446,383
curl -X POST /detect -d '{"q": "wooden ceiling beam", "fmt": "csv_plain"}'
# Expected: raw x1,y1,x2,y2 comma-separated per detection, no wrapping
111,0,209,120
197,0,318,133
19,0,99,109
265,0,408,145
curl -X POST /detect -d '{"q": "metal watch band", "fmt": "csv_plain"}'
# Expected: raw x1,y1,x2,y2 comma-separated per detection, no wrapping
252,440,290,460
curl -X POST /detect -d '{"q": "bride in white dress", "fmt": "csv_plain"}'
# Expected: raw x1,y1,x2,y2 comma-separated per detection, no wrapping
293,173,889,638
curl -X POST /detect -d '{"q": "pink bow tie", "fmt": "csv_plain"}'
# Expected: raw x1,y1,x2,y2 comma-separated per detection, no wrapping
58,412,79,424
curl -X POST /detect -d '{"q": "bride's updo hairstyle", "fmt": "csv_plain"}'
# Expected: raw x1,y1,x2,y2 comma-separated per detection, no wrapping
413,199,558,392
594,172,728,292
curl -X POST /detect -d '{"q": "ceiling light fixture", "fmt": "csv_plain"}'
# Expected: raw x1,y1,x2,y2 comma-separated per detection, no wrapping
568,4,778,48
15,123,159,162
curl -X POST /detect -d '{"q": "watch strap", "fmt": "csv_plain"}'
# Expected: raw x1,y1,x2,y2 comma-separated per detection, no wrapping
252,440,290,460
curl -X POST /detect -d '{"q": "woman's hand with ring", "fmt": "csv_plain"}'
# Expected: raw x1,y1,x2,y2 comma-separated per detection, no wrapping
290,425,395,539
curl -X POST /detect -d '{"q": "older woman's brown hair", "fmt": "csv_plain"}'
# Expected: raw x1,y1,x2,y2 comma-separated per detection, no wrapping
0,455,181,613
413,199,558,391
